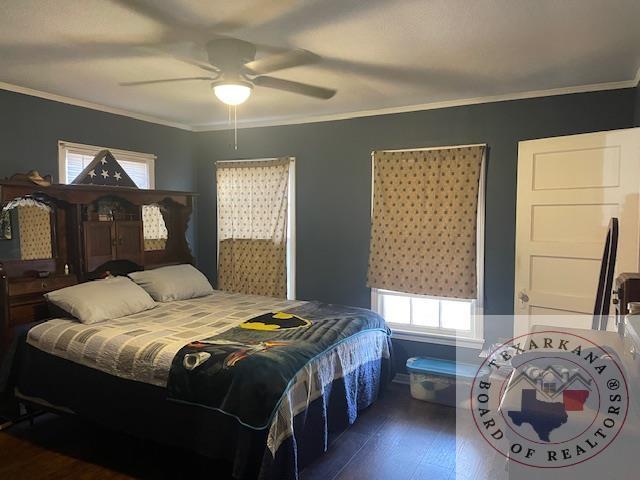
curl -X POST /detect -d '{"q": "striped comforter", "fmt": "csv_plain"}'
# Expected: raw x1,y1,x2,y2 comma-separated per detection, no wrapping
26,291,304,387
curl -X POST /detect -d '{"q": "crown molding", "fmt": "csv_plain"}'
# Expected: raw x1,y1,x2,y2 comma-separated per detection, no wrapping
192,77,639,132
0,81,193,131
2,74,638,134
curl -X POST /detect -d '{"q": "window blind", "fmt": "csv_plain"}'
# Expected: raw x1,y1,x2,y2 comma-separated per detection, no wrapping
65,152,93,184
65,151,150,188
117,159,149,189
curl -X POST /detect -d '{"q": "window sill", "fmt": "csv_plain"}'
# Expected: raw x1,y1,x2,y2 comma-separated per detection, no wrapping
391,328,485,350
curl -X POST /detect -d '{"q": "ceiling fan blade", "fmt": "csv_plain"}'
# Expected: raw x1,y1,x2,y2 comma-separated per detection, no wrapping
211,0,297,33
253,76,336,99
244,49,320,75
139,45,221,74
109,0,195,33
119,76,215,86
0,42,146,65
62,39,221,75
109,0,221,45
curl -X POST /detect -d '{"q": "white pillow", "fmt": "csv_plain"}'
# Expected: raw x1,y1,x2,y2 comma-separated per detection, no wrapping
128,264,214,302
45,276,156,324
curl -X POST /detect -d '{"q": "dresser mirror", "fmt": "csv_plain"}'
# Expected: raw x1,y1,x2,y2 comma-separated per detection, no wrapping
0,197,55,262
142,204,168,251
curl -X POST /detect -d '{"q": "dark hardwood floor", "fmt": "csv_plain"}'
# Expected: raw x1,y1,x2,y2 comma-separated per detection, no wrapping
0,383,503,480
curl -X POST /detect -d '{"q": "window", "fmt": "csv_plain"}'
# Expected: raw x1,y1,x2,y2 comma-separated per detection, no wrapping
216,158,296,300
58,141,156,189
372,289,482,347
369,145,486,348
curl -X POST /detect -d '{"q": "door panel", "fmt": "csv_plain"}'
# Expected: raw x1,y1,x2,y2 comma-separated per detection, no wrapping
83,221,115,272
115,221,143,265
514,128,640,336
532,145,621,190
530,204,619,242
529,256,600,297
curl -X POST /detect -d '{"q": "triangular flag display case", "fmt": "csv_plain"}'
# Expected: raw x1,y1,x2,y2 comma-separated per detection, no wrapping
71,150,137,188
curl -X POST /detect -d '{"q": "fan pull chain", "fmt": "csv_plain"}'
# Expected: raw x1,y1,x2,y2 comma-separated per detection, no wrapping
228,104,231,125
234,105,238,150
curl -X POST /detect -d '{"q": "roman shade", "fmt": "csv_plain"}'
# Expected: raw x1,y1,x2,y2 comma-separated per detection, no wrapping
216,158,290,298
367,145,485,299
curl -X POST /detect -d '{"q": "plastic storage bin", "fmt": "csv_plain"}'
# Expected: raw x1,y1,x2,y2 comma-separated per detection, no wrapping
406,357,487,408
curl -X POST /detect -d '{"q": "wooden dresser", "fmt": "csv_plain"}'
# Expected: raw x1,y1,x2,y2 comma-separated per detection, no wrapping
0,180,195,350
0,267,78,351
1,273,77,348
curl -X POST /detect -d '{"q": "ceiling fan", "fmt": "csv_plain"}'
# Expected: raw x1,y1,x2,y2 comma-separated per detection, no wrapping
120,37,337,106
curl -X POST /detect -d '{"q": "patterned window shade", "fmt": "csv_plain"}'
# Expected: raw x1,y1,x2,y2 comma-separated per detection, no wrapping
142,204,168,251
367,146,485,299
216,158,290,298
18,205,52,260
142,205,168,240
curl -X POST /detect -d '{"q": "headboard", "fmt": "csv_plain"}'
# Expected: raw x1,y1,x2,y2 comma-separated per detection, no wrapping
87,259,189,279
0,180,197,348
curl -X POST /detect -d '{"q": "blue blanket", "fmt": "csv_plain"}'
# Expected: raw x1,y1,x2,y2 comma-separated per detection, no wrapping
166,301,390,429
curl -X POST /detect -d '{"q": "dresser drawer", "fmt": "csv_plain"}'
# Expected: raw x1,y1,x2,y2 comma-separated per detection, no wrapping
8,275,77,297
8,300,50,328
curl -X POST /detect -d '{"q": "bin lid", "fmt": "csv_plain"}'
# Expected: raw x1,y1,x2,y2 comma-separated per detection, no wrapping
406,356,486,379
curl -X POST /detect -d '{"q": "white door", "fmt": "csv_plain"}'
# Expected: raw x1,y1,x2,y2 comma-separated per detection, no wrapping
514,128,640,337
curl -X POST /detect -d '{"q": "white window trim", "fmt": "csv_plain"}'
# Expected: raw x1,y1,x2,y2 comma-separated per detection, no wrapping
371,289,484,349
287,158,296,300
370,144,486,347
215,157,296,300
58,140,156,189
391,330,485,349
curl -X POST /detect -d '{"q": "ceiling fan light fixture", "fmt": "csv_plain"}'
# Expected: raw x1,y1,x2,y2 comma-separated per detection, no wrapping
213,81,253,106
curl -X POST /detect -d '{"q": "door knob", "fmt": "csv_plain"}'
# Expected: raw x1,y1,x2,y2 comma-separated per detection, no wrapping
518,291,529,303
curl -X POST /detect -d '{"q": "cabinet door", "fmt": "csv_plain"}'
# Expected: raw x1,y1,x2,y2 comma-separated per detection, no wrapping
83,221,116,272
115,221,143,265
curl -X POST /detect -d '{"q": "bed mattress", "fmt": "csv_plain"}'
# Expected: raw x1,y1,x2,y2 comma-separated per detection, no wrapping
16,291,392,479
26,290,304,387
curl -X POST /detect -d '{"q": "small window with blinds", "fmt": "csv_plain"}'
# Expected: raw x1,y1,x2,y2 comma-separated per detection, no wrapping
58,141,155,189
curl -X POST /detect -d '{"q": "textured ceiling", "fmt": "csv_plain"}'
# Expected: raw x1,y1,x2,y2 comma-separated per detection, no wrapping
1,0,639,130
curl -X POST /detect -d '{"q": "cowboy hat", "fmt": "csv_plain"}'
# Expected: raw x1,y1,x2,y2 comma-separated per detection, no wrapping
9,170,52,187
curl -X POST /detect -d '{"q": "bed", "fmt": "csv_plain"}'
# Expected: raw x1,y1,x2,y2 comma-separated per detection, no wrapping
4,286,392,480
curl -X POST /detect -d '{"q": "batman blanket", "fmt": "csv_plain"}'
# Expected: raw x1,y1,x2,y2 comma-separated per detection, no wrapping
166,301,390,429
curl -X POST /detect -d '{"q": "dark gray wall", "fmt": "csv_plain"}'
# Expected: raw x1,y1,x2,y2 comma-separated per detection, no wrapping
0,89,198,251
0,89,196,191
195,88,636,348
2,86,636,366
635,82,640,126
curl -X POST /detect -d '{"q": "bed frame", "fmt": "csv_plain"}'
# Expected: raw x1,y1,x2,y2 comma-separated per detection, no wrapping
0,179,196,354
